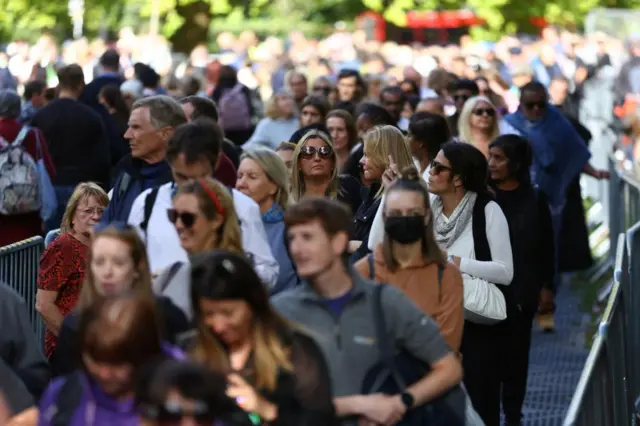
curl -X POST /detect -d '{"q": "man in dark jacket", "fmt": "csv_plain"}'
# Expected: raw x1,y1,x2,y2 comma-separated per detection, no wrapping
0,283,50,401
100,95,186,224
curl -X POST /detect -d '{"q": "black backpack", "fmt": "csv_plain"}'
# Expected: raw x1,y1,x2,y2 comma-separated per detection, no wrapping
361,284,466,426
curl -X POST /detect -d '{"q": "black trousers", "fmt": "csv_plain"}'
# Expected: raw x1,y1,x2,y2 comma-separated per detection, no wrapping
460,320,505,426
500,307,535,425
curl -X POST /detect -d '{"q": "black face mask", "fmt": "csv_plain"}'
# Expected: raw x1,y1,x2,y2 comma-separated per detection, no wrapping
384,215,425,244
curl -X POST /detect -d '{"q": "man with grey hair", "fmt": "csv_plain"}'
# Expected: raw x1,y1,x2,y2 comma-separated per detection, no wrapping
99,95,186,224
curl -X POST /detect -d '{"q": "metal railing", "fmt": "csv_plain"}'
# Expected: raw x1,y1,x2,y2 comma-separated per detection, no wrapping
564,160,640,425
0,236,45,346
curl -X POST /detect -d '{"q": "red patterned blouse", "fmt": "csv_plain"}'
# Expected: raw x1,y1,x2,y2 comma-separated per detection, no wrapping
37,232,89,358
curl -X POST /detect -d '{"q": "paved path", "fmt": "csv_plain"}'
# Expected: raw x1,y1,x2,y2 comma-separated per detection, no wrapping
521,281,590,425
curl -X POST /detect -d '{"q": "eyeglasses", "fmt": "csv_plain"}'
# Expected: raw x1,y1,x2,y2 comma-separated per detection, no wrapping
300,145,333,159
167,209,197,228
139,400,214,423
313,86,331,95
472,108,496,117
79,207,105,217
523,101,547,110
430,160,453,175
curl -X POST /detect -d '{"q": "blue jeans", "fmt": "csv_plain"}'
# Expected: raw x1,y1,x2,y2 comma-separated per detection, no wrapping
45,185,76,233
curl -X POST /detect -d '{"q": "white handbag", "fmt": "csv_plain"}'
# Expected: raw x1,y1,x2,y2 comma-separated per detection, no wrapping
462,274,507,325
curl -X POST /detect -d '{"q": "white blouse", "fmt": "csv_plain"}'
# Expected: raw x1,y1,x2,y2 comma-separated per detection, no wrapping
444,200,513,285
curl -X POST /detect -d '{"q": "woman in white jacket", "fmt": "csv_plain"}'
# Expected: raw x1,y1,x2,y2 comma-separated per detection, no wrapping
427,142,513,426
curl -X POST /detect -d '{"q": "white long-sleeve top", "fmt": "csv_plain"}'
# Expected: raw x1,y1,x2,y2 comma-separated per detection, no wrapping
127,182,279,288
444,200,513,285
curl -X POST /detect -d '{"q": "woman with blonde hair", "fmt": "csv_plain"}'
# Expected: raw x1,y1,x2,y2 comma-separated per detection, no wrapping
36,182,108,360
187,250,337,425
245,91,299,149
50,223,189,376
456,96,502,158
237,147,298,295
289,129,361,214
157,177,245,318
350,125,414,261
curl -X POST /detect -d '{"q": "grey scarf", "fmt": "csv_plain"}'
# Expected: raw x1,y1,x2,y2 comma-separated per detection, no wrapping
432,191,477,248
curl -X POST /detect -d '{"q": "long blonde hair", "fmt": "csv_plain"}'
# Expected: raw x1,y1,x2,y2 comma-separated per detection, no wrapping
363,125,415,198
77,225,155,311
458,96,501,145
289,130,340,204
240,147,290,209
174,178,244,255
60,182,109,233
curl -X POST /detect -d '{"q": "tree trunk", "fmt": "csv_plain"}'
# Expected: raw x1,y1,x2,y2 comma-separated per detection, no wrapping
170,1,212,54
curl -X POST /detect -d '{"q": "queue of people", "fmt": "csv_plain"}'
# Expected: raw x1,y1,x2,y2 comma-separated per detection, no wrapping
0,42,610,426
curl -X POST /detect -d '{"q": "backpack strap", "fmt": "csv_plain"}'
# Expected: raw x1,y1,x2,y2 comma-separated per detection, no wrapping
140,187,160,235
159,262,183,293
367,254,375,280
11,125,31,148
51,372,84,426
437,264,444,303
117,173,132,201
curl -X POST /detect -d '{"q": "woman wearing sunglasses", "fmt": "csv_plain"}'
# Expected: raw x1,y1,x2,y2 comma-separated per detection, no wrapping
428,142,513,426
289,129,361,215
187,250,338,426
160,177,244,318
137,359,238,426
51,223,190,376
456,96,501,158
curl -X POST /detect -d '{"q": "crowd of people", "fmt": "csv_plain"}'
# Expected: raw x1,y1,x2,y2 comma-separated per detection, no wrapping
0,23,637,426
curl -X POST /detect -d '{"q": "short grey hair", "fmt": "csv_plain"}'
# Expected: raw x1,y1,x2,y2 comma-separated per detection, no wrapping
0,90,22,119
131,95,187,130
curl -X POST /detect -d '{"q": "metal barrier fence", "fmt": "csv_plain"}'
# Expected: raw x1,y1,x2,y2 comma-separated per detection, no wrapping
0,236,45,346
564,160,640,425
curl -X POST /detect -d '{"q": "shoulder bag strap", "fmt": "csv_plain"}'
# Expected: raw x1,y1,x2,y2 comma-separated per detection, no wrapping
368,254,375,280
437,264,444,303
160,262,183,293
372,284,407,389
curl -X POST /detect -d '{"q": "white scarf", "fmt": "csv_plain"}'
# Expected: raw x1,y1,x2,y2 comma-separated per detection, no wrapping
432,191,477,248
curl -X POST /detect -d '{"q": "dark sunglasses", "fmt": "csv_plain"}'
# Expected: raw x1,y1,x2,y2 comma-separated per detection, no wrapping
313,86,331,95
167,208,197,228
430,160,453,175
300,145,333,159
472,108,496,117
524,101,547,110
139,400,214,423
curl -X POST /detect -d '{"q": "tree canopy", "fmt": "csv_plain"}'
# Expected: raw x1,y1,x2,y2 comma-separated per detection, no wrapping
1,0,638,52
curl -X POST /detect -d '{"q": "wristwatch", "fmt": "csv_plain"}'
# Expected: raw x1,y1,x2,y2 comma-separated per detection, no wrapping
400,391,415,409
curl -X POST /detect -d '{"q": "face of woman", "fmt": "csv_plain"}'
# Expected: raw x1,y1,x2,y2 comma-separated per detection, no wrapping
326,117,349,151
72,196,105,236
170,194,221,254
488,146,510,182
199,298,253,347
277,95,295,117
428,150,457,195
359,147,384,182
298,137,334,179
385,189,427,218
82,354,133,398
300,105,322,127
278,149,294,170
469,101,496,132
91,236,137,297
236,158,277,208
